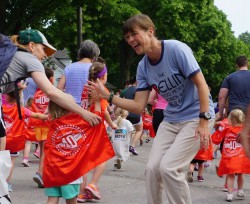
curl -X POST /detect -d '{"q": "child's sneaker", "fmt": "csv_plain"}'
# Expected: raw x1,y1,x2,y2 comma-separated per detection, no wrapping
22,159,30,167
237,190,246,199
116,158,121,169
204,161,211,168
33,149,40,158
226,193,233,202
145,139,150,143
129,146,138,155
186,170,193,183
223,184,228,192
33,172,44,188
84,184,101,200
113,163,117,171
140,139,143,146
197,176,204,182
77,193,93,203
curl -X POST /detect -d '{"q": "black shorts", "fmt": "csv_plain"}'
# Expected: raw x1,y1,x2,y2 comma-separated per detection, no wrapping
190,159,205,164
126,116,142,125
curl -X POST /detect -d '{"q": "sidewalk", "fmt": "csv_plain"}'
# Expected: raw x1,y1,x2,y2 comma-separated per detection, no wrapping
9,141,250,204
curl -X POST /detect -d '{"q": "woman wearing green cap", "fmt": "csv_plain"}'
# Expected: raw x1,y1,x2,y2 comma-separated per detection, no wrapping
0,29,101,148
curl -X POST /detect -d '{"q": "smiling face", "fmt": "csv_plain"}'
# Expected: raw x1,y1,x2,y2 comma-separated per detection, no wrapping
123,14,156,55
125,26,154,55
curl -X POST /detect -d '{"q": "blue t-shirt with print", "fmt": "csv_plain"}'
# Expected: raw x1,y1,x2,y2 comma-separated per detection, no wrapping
136,40,215,122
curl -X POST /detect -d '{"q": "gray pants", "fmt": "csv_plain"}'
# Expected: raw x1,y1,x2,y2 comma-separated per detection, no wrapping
145,119,214,204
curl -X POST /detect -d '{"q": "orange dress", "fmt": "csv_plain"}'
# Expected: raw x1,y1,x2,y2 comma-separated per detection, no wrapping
211,125,250,176
2,104,26,152
193,142,214,161
142,113,155,138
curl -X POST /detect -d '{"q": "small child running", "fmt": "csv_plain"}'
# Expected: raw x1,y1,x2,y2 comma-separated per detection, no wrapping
112,107,134,171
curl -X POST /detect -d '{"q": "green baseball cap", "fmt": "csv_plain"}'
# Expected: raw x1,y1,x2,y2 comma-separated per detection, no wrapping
19,29,56,56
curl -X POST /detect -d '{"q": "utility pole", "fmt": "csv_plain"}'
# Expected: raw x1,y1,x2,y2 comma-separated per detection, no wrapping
77,6,82,49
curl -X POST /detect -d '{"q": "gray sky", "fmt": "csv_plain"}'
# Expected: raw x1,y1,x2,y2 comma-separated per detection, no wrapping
214,0,249,37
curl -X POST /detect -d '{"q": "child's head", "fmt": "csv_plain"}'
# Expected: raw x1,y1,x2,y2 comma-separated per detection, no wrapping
48,94,73,119
114,107,128,128
5,90,22,104
26,97,34,108
45,67,54,84
88,62,107,85
228,109,245,126
115,107,129,119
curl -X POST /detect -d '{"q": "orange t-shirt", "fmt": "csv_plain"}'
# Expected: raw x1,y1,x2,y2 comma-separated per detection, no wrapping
43,113,115,187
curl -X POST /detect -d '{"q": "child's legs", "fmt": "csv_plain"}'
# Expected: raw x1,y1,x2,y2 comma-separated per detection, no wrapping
6,155,17,183
65,197,77,204
38,141,45,174
227,174,235,193
0,136,6,151
89,162,106,185
237,173,244,190
79,174,87,194
23,140,32,159
198,161,205,176
47,197,59,204
131,122,143,147
35,127,49,175
0,120,6,151
188,162,196,172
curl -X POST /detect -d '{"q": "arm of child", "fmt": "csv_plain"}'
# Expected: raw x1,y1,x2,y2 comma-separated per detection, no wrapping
104,109,117,129
24,108,48,120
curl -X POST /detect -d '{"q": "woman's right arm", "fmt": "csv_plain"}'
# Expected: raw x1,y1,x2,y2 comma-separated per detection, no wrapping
87,79,150,114
31,71,101,126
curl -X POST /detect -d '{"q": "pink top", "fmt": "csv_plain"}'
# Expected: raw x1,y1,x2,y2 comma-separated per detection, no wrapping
154,94,168,110
5,103,32,117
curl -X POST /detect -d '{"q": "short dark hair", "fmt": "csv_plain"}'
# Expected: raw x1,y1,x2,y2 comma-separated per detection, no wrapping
236,56,248,67
45,67,54,79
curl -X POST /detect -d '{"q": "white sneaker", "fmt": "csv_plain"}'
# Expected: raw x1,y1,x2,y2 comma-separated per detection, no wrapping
226,193,233,202
237,190,246,199
186,170,193,183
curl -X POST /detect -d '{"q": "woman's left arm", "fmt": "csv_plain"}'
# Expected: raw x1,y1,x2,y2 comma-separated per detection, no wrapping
190,72,211,149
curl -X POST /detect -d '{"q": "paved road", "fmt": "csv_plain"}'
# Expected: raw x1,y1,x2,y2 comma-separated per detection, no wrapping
9,140,250,204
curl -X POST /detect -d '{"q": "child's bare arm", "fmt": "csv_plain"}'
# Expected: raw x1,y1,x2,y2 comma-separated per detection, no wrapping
30,112,48,120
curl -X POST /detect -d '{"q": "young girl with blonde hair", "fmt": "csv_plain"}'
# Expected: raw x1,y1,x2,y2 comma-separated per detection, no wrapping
112,107,134,170
43,94,114,204
212,109,250,201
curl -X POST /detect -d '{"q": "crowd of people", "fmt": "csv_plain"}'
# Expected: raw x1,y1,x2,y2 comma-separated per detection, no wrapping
1,13,250,204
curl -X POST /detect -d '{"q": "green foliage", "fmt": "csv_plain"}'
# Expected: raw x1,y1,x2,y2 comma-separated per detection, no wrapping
2,0,250,95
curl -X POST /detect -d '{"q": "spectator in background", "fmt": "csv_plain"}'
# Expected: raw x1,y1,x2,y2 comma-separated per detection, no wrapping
218,56,250,120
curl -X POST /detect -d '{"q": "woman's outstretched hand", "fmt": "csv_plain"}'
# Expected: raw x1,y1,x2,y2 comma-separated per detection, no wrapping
85,79,109,100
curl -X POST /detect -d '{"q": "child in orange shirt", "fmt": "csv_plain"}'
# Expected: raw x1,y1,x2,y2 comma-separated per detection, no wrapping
212,109,250,202
43,93,114,204
30,68,54,188
78,61,116,202
3,90,47,191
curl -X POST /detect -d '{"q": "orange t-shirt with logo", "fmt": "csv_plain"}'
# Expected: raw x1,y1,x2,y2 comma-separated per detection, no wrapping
212,125,250,176
43,113,115,187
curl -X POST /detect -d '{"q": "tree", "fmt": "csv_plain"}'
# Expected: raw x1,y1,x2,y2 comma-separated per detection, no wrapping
239,32,250,45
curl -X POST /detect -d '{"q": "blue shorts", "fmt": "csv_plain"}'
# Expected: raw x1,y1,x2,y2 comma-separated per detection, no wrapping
45,184,80,199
